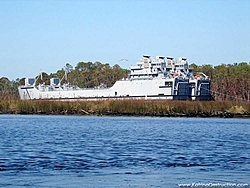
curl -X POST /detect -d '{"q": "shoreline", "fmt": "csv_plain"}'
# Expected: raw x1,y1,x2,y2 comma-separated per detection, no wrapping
1,109,249,119
0,99,249,118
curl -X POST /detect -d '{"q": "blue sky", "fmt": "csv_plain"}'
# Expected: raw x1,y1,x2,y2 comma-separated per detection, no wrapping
1,0,250,80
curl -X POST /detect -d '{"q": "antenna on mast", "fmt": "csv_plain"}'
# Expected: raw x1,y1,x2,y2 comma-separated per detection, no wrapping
40,69,43,80
64,66,68,82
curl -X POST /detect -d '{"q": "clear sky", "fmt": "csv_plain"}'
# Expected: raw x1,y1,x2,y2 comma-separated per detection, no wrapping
1,0,250,80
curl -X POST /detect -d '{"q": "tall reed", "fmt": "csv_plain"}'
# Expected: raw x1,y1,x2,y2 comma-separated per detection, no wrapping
0,98,249,117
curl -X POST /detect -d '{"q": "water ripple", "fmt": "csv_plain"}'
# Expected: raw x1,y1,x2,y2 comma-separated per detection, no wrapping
0,115,249,187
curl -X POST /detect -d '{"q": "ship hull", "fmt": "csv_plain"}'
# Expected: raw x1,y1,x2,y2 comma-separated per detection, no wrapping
18,78,201,100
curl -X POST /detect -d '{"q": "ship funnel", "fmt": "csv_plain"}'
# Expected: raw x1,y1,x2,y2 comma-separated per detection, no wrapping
156,56,165,59
143,55,150,59
156,56,165,64
177,57,189,72
166,57,174,69
143,55,151,68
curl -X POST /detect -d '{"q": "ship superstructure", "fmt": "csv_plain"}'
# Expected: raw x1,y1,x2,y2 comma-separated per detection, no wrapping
18,55,212,100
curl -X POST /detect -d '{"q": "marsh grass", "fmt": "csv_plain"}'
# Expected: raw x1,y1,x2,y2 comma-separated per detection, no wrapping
0,98,249,117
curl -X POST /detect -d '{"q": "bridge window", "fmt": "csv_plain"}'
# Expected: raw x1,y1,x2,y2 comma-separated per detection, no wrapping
165,82,172,87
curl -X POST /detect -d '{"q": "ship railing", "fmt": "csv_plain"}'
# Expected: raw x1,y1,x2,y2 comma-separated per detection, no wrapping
129,76,154,81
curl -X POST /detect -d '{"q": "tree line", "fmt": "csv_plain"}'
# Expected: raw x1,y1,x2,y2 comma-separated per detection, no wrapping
190,62,250,101
0,61,249,101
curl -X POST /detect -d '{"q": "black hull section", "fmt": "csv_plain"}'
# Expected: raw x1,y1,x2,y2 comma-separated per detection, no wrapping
173,79,192,100
194,95,214,101
173,95,191,100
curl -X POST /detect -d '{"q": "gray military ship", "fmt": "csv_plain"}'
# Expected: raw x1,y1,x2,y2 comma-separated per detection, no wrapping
18,55,212,100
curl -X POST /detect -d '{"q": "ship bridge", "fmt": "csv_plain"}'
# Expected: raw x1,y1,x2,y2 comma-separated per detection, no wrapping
129,55,168,79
